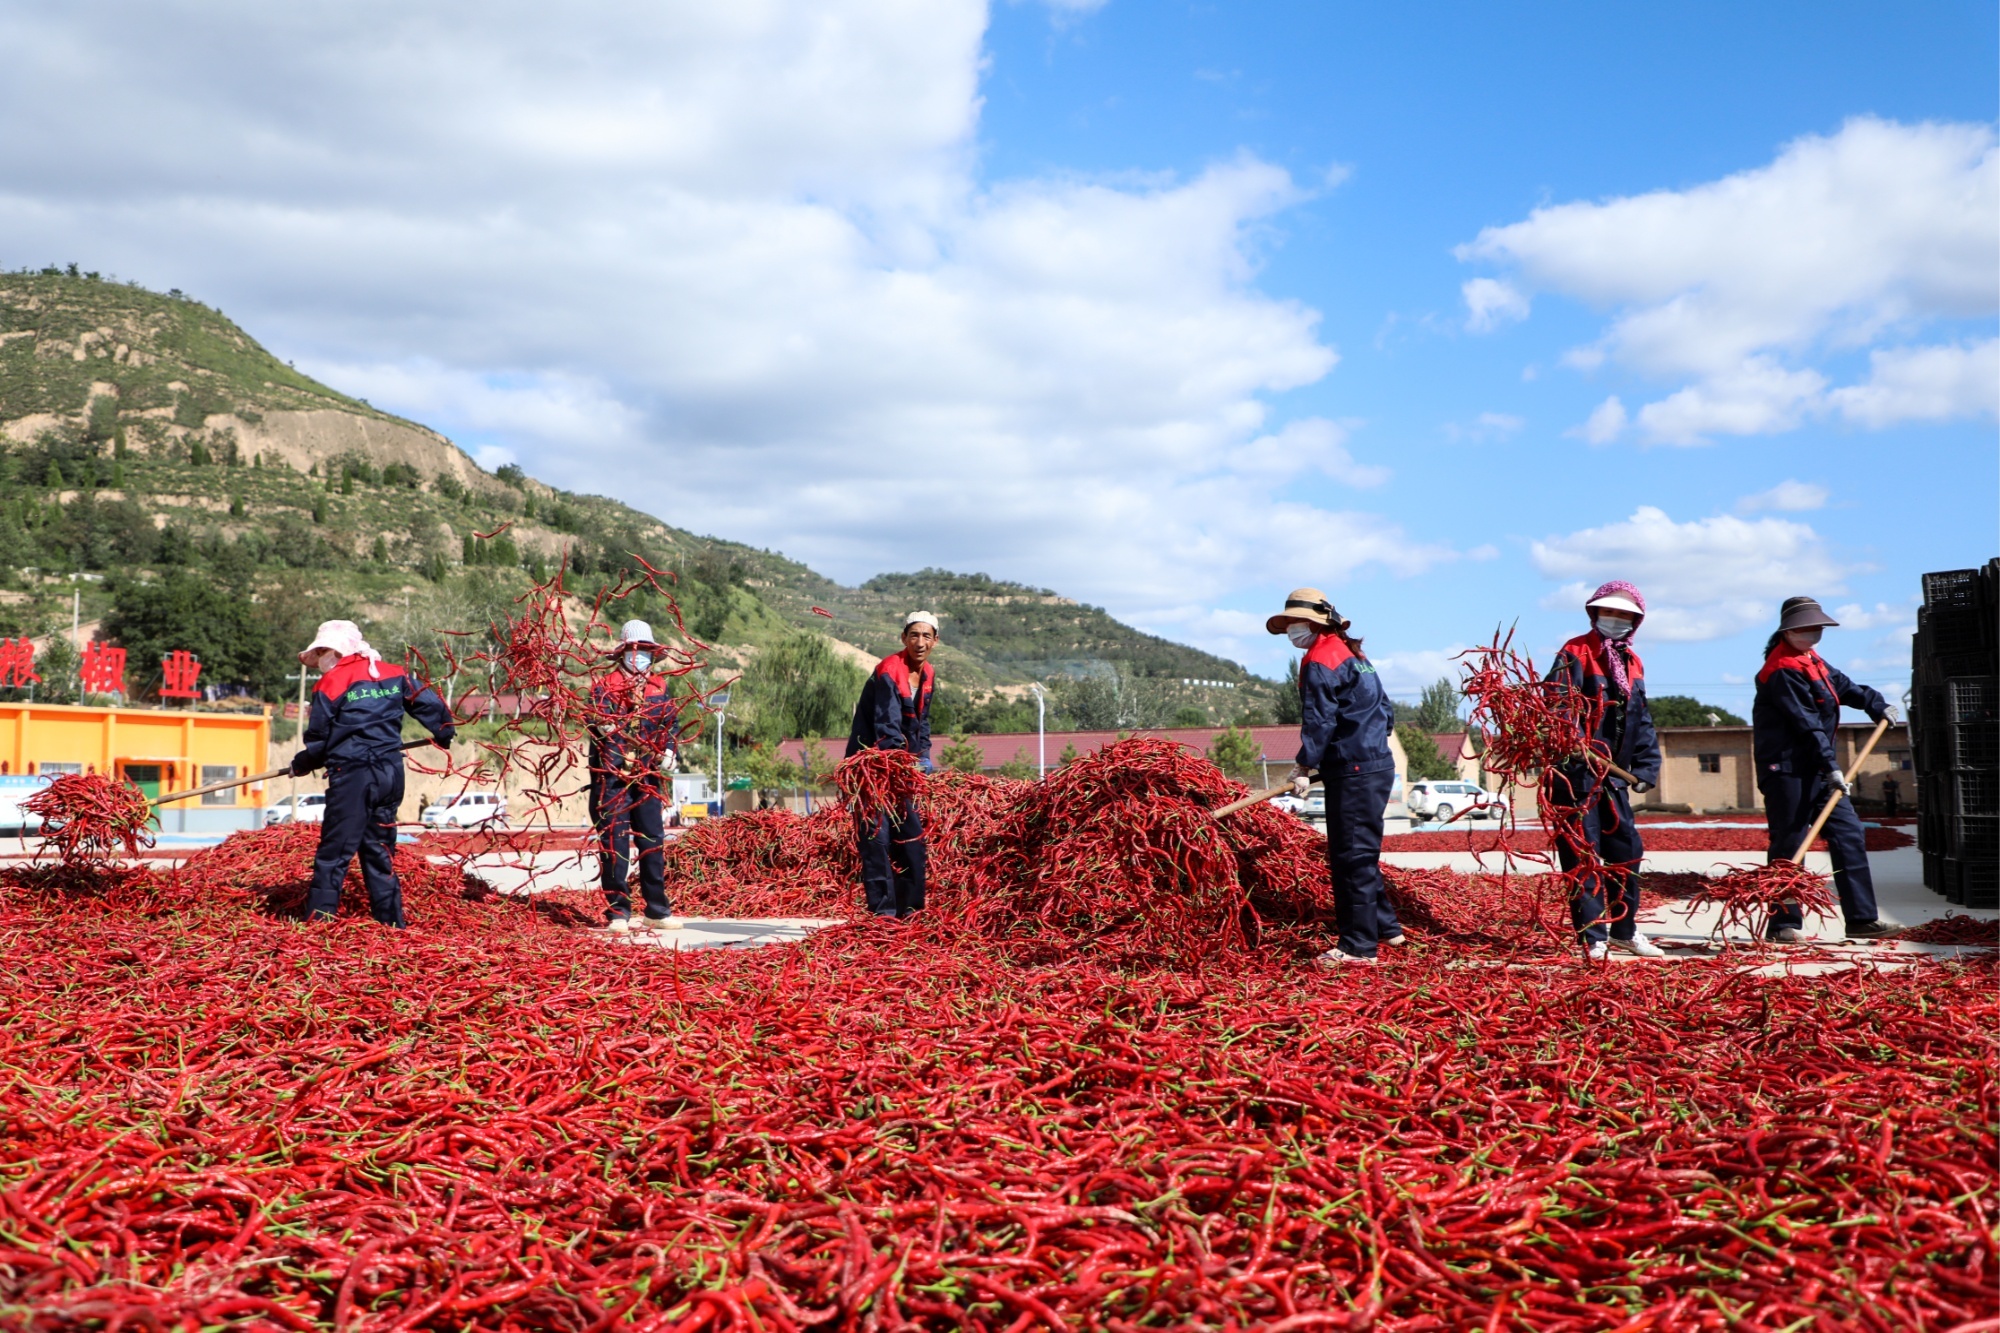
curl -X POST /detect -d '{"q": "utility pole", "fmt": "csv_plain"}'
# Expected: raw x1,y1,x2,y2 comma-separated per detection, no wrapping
285,666,315,817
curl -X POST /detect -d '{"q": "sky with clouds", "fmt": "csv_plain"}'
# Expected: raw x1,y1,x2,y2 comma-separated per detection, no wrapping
1,0,1992,715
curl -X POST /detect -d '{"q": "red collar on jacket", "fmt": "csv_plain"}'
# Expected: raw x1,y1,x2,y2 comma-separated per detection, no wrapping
875,652,934,705
1302,632,1356,672
597,669,669,705
315,653,403,698
1757,642,1829,686
1561,631,1644,680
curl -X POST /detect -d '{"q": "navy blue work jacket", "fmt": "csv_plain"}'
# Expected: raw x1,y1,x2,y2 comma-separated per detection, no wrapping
1295,633,1395,778
300,655,454,769
846,652,934,764
1752,645,1886,776
1544,631,1661,792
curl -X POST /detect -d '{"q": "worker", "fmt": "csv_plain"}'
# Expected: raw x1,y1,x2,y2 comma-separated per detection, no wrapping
291,620,454,926
845,611,937,919
1269,589,1399,966
1544,581,1665,960
588,620,682,934
1753,597,1899,942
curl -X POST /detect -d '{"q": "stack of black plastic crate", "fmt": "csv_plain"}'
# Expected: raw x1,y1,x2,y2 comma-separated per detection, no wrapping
1911,560,1998,909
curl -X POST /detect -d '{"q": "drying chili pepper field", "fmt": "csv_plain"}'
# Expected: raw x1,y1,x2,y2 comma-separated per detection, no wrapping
2,800,1995,1332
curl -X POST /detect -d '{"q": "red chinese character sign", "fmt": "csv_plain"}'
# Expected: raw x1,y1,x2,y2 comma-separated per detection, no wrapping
0,639,39,690
159,650,203,700
81,643,127,696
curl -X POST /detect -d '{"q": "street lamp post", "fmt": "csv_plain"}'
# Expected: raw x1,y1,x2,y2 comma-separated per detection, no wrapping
712,690,730,813
1029,682,1046,779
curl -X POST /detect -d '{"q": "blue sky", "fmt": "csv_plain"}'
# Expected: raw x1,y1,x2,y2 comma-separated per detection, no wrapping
978,1,1998,709
1,0,1992,715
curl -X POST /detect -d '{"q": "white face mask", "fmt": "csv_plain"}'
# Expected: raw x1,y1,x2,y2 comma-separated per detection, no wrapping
1286,623,1318,649
624,650,652,673
1593,616,1635,640
1784,628,1822,650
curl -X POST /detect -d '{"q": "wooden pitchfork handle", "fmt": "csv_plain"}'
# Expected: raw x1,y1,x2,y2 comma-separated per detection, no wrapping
1788,715,1890,862
150,737,441,807
1213,779,1304,820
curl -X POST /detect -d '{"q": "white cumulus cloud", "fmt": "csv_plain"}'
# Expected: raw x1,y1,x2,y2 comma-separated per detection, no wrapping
1461,277,1529,333
1736,480,1829,514
1826,338,2000,427
1458,117,2000,443
1532,505,1856,642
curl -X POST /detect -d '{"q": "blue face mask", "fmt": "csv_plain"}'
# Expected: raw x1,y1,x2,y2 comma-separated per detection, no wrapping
624,651,653,673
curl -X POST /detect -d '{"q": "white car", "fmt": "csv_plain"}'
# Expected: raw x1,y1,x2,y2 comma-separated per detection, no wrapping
1407,780,1508,823
265,793,328,826
422,792,508,829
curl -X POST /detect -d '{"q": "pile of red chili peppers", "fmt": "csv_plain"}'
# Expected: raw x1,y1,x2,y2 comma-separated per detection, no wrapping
19,772,156,860
0,840,1992,1330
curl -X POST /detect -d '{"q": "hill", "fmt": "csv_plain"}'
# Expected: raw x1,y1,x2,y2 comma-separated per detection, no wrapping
0,271,1276,725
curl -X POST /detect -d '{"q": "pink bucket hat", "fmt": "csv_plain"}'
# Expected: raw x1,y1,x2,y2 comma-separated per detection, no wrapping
1584,580,1646,621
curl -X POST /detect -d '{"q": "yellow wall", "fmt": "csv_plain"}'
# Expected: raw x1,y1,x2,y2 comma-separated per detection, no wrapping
0,703,271,809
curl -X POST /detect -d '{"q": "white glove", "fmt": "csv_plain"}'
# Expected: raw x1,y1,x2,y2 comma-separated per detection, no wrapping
1287,765,1313,799
1829,767,1850,795
1879,704,1900,725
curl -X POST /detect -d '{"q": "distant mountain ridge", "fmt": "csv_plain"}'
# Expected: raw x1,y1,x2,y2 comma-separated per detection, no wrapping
0,272,1267,706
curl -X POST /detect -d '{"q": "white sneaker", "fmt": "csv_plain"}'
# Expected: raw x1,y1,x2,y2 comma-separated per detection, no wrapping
1315,948,1378,967
1382,933,1407,947
606,916,638,933
1610,933,1665,958
1586,941,1609,961
643,915,685,932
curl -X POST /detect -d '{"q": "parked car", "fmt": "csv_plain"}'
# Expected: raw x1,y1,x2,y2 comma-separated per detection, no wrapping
264,793,328,826
1406,780,1508,823
421,791,509,829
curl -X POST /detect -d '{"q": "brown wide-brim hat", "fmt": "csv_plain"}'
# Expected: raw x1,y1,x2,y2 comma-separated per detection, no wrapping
1778,597,1839,632
1266,587,1349,635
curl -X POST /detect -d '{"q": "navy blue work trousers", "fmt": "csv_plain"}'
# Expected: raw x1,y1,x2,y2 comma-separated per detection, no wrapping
1760,771,1877,931
594,778,671,920
1547,779,1644,946
308,755,406,926
858,803,926,918
1325,767,1398,959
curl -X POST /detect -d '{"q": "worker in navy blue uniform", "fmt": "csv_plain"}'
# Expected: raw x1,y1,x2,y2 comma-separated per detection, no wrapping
1268,588,1400,966
845,611,937,918
1543,581,1666,961
291,620,454,926
1753,597,1900,943
589,620,683,935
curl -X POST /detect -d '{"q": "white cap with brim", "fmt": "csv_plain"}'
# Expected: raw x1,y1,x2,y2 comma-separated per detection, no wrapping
904,611,939,632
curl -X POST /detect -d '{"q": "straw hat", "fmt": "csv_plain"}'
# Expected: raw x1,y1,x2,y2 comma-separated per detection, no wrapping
1266,587,1348,635
1777,597,1839,632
